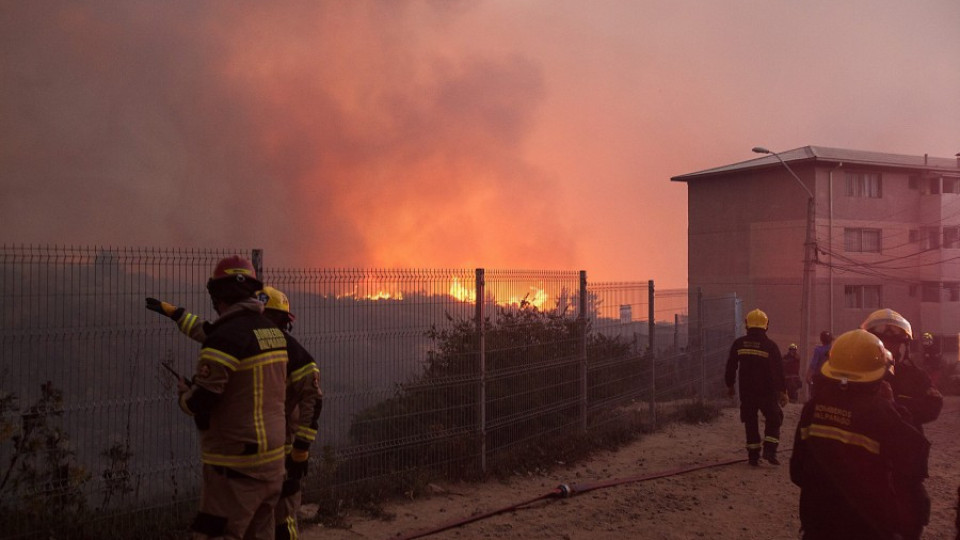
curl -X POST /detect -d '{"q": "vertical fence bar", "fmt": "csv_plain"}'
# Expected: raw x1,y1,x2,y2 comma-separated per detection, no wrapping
578,270,587,433
648,280,656,426
698,287,705,400
252,248,263,278
475,268,486,474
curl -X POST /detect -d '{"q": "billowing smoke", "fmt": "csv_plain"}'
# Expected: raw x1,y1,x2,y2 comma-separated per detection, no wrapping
5,1,959,285
0,2,576,269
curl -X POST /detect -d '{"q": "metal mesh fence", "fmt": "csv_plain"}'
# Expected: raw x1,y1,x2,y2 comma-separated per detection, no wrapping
0,245,738,538
0,245,257,539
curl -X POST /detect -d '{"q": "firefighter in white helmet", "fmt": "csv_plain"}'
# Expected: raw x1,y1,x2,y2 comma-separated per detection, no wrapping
725,309,788,466
860,308,942,433
790,329,930,540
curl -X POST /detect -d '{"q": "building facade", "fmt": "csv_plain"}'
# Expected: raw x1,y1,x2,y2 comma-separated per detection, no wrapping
672,146,960,376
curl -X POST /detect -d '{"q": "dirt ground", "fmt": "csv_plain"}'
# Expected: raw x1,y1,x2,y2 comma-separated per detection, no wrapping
300,396,960,539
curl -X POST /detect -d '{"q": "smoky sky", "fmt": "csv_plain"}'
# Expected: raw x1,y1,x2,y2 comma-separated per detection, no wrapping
1,2,573,271
3,1,960,286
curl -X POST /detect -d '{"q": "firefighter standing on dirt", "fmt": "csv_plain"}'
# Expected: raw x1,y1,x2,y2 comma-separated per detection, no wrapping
920,332,943,388
725,308,788,466
783,343,802,403
167,256,289,539
148,284,322,540
790,329,930,540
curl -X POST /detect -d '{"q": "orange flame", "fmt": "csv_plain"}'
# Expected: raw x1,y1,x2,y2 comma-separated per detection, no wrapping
449,276,476,303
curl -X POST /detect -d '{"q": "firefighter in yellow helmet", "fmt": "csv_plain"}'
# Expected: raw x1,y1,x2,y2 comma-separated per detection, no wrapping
725,309,788,466
257,286,323,540
146,281,323,540
790,329,930,540
782,343,802,403
918,331,944,388
860,308,942,433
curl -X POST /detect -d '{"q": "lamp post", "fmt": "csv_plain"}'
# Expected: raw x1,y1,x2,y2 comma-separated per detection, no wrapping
752,146,815,402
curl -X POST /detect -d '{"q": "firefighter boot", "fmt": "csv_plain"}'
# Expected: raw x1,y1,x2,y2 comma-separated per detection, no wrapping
748,448,760,467
762,442,779,465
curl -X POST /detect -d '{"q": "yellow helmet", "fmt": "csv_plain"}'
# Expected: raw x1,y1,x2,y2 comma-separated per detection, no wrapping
257,286,295,320
745,309,769,330
788,343,798,350
821,329,891,383
860,308,912,341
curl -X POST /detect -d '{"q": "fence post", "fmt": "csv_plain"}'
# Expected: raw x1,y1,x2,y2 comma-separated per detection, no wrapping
648,280,656,427
252,248,263,277
475,268,486,474
578,270,588,433
697,287,705,400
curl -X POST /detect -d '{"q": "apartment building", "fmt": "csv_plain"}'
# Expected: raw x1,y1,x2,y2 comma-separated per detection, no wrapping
672,146,960,363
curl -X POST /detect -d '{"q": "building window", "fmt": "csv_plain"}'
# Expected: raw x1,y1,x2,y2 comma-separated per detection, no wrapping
845,285,881,308
844,228,882,252
944,177,960,194
947,282,960,302
845,172,882,198
945,227,960,249
921,227,941,250
922,281,941,303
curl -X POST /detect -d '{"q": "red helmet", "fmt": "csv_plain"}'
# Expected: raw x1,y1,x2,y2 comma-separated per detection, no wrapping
211,255,257,281
207,255,262,302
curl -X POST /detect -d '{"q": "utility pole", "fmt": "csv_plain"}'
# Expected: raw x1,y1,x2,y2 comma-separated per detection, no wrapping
753,147,815,401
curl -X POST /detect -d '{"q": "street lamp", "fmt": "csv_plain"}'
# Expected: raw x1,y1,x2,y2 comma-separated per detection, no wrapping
752,146,816,401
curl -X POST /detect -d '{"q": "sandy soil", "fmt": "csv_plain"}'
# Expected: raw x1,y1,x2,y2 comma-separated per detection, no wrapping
300,396,960,539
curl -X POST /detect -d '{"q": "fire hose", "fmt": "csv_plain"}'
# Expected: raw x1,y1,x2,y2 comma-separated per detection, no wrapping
391,455,748,540
393,401,960,540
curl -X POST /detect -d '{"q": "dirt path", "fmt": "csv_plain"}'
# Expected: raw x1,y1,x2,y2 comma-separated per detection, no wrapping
300,397,960,539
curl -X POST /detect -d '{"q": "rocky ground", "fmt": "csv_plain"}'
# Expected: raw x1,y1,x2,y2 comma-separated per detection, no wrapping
299,396,960,539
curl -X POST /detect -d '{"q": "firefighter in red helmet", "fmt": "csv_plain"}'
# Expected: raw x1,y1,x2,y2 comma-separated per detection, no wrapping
790,329,930,539
163,255,289,539
147,272,322,540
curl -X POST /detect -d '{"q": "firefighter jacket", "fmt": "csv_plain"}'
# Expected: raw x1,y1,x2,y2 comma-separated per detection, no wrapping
783,351,801,379
885,361,942,430
178,298,288,481
173,309,323,455
725,328,785,400
283,332,322,454
790,380,930,539
921,346,942,373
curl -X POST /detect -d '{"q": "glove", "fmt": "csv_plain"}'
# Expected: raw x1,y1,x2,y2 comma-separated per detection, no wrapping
779,391,789,407
726,386,736,398
286,449,309,480
145,297,183,320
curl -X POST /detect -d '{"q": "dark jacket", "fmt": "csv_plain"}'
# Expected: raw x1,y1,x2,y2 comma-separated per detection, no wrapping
886,361,942,431
178,299,289,481
725,327,785,400
174,308,323,458
790,380,930,540
283,331,322,453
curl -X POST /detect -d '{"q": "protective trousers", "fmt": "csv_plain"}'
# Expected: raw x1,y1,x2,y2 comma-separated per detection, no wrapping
191,465,283,540
740,396,783,461
275,477,303,540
